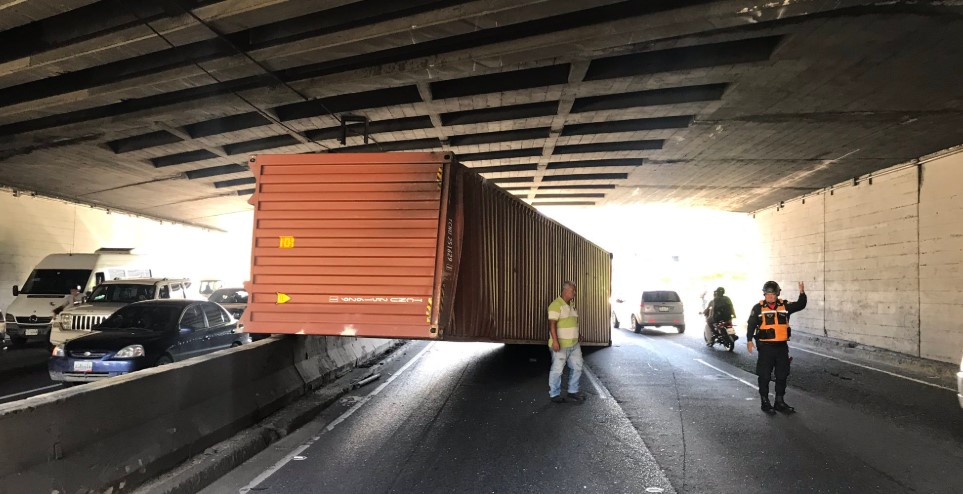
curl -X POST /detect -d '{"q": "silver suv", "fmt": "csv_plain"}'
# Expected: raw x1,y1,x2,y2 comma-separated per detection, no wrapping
631,290,685,333
50,278,192,346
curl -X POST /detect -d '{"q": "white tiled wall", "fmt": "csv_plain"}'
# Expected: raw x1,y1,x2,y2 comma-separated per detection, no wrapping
754,150,963,364
0,192,252,312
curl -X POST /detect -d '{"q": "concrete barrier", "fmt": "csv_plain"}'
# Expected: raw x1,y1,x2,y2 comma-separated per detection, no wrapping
0,335,395,494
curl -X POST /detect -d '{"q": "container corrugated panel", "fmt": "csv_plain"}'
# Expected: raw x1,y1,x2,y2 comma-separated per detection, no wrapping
241,153,451,339
242,152,611,346
440,164,612,346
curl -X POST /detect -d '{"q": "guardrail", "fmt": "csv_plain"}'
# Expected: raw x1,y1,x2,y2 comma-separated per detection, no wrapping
0,334,394,493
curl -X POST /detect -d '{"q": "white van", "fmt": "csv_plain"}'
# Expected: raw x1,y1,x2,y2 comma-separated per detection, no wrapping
3,250,150,346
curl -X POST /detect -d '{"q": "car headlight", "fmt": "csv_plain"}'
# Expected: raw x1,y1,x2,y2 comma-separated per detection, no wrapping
113,345,145,359
59,313,72,329
4,313,13,322
52,345,65,357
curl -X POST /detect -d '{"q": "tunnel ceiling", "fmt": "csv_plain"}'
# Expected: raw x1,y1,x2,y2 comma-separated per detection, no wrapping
1,0,963,228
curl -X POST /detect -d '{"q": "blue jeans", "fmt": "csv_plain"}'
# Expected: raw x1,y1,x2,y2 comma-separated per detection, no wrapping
548,343,583,397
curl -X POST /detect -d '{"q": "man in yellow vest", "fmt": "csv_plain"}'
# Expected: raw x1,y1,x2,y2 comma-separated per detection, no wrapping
548,280,584,403
747,280,807,413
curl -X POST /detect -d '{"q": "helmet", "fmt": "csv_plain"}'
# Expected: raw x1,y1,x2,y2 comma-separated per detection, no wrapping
714,287,725,297
762,281,781,295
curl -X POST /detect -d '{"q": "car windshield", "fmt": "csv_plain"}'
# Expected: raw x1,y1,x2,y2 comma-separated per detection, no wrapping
89,284,156,303
643,291,681,303
97,305,181,332
20,269,92,295
209,289,248,304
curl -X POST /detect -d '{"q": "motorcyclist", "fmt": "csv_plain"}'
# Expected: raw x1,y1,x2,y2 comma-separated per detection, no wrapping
703,287,737,344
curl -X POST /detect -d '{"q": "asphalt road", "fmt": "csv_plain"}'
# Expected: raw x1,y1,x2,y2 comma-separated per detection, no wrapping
0,343,61,405
201,325,963,494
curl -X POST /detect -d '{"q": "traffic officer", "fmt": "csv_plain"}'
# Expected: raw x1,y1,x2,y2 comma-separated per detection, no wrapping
746,280,807,413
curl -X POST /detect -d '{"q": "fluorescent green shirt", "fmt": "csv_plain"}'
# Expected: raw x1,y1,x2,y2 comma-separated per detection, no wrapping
548,296,579,348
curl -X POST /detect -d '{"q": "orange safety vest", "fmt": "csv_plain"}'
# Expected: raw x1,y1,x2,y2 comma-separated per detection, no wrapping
757,300,790,342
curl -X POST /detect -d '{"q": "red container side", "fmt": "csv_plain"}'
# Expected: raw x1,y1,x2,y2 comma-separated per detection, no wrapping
241,153,612,346
241,153,450,339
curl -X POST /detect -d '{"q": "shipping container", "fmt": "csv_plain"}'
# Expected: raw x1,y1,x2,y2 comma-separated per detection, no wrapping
240,152,611,346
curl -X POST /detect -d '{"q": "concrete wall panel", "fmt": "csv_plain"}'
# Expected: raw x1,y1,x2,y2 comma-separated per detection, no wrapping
752,193,825,337
754,149,963,364
919,151,963,362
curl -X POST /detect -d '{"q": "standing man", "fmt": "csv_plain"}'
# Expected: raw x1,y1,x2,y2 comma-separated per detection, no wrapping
53,286,84,315
747,281,807,413
548,280,584,403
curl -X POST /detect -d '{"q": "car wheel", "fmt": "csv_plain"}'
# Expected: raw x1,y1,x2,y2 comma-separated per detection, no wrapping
231,341,242,348
155,354,174,366
631,315,641,333
677,325,686,334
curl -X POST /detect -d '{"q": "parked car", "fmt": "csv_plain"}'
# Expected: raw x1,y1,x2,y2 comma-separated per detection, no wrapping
48,300,250,384
631,290,686,333
50,278,192,347
208,288,248,319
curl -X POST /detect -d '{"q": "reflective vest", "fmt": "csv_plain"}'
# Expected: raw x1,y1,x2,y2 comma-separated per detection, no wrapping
548,297,579,348
757,300,790,342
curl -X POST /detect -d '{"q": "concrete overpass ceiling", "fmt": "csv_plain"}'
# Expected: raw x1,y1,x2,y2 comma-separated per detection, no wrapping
1,0,962,228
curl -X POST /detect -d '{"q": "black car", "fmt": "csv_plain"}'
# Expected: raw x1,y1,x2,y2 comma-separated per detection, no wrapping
49,299,250,383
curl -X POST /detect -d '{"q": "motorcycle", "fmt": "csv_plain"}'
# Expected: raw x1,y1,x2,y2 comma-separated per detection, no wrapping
704,320,738,352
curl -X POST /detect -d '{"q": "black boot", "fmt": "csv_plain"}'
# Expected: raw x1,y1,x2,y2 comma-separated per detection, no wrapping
760,396,775,413
774,396,795,413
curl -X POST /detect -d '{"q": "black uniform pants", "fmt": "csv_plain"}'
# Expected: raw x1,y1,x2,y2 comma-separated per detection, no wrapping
756,341,790,397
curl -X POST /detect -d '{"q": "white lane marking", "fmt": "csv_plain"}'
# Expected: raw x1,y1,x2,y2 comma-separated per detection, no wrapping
582,365,610,400
239,343,434,493
791,346,955,392
0,383,62,401
648,330,954,394
639,333,699,354
695,359,759,391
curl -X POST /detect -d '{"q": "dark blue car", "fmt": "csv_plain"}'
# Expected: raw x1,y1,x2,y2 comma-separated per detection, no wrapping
49,299,250,384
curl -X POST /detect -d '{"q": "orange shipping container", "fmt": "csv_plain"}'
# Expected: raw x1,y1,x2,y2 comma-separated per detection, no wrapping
241,152,612,346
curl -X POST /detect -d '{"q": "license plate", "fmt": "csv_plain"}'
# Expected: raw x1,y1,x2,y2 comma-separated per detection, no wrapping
726,327,736,334
658,306,669,312
25,329,39,336
73,361,93,372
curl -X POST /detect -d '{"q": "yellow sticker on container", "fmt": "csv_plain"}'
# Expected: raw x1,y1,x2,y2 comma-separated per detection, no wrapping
276,293,291,304
279,236,295,248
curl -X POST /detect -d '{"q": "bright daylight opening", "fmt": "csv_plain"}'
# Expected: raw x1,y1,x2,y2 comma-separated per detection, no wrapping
538,204,764,332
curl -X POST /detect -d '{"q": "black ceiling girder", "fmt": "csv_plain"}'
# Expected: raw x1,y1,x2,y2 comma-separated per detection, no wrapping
547,159,646,169
184,164,249,180
542,173,629,181
560,116,693,136
554,140,664,154
441,102,560,127
570,84,728,113
584,36,782,81
106,131,182,154
449,127,552,147
458,148,543,162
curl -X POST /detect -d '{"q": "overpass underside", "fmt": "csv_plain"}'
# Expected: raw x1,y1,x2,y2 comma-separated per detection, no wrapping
0,0,962,229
